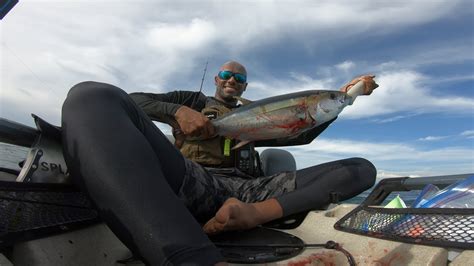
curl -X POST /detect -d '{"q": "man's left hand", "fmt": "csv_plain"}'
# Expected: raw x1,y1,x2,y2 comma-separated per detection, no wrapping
341,75,379,95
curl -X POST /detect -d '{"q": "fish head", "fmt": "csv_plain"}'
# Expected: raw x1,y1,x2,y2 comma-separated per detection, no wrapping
307,91,348,123
306,94,320,122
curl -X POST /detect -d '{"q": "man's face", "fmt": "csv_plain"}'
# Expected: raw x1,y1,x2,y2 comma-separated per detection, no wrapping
214,63,248,103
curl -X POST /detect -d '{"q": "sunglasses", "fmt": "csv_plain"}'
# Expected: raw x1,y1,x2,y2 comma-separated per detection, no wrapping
217,70,247,84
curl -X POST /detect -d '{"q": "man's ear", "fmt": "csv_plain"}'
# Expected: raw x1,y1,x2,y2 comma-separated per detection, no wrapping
214,76,218,85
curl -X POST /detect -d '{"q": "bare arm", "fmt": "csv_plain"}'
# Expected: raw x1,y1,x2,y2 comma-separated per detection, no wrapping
130,91,215,147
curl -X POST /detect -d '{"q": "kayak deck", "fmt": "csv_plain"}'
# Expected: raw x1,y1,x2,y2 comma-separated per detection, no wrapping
282,204,471,265
1,204,472,265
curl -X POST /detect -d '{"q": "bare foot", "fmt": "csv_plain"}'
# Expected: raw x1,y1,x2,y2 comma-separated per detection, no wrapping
203,198,283,235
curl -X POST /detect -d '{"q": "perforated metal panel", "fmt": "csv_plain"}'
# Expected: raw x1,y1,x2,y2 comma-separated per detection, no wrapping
336,207,474,249
335,175,474,249
0,181,98,247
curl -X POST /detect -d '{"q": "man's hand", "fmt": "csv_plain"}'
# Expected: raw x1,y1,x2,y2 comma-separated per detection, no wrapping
174,106,216,139
341,75,379,95
172,127,186,149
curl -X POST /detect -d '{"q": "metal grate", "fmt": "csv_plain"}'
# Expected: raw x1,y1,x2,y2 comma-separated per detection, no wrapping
336,207,474,249
334,175,474,249
0,181,98,247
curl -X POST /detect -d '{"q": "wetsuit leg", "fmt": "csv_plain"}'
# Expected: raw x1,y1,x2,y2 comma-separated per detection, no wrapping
277,158,376,216
61,81,223,265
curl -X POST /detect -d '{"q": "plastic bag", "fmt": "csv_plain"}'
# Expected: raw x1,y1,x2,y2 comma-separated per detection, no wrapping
418,175,474,208
411,184,440,208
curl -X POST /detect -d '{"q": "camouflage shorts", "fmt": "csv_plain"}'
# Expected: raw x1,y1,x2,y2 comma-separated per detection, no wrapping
177,159,296,223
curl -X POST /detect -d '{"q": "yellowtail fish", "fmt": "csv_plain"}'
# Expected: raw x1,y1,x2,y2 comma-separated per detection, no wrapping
212,80,367,149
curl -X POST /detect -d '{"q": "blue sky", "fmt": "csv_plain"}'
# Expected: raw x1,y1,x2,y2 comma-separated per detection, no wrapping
1,0,473,178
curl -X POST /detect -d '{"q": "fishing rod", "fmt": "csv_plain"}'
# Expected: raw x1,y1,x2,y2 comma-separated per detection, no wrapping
190,60,208,109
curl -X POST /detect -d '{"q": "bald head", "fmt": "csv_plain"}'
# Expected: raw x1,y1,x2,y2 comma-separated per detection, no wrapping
219,61,247,76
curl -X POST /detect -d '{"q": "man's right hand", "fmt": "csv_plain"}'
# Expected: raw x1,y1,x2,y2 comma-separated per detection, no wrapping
174,106,216,139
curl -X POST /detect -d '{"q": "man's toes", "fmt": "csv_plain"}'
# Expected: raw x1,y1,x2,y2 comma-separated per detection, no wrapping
203,219,212,232
203,220,218,234
203,217,227,235
215,208,230,224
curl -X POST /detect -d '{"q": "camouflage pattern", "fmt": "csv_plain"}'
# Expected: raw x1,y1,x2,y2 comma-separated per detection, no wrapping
177,159,296,223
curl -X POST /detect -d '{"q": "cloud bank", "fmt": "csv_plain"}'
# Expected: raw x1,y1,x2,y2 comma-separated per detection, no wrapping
1,0,472,178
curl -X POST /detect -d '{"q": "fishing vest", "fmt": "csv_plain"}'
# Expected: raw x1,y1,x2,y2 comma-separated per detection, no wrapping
179,101,237,167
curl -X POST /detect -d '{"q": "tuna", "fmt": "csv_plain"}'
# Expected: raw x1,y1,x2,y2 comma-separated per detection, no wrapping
212,80,367,148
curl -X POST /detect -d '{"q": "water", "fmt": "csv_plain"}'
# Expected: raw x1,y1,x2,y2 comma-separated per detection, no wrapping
344,187,421,206
0,142,422,204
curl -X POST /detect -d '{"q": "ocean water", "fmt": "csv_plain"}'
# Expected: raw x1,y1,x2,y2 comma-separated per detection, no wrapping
0,142,421,205
344,187,421,206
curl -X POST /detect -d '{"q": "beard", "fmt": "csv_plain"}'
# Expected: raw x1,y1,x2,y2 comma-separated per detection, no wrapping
216,86,242,102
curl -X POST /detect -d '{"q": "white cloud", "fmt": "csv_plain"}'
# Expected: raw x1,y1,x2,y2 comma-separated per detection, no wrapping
146,19,216,52
302,138,471,162
371,114,417,123
461,130,474,139
339,70,474,119
429,74,474,84
247,75,332,100
1,0,472,180
2,1,471,124
258,137,474,177
240,69,474,121
376,171,406,179
418,136,448,141
336,61,355,72
405,45,474,67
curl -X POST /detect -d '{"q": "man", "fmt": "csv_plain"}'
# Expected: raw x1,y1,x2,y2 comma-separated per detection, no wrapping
61,61,378,265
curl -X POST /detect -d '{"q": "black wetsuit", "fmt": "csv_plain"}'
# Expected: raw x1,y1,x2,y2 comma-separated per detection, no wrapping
62,81,376,265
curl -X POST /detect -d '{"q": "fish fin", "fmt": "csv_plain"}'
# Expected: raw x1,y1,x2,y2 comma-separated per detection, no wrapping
232,140,251,150
233,96,253,105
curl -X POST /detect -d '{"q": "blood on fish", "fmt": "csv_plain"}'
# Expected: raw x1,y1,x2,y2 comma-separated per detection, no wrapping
214,94,346,141
273,103,311,134
275,119,310,134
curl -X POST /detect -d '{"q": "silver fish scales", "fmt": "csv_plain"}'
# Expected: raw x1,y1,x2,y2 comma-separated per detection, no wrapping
212,81,365,147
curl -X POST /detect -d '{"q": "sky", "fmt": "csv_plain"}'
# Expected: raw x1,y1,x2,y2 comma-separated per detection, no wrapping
1,0,473,178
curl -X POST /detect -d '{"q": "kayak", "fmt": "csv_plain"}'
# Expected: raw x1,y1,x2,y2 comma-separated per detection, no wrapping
1,203,472,265
0,115,473,265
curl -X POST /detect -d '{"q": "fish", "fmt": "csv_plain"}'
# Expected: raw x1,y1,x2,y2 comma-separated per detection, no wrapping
212,80,367,149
